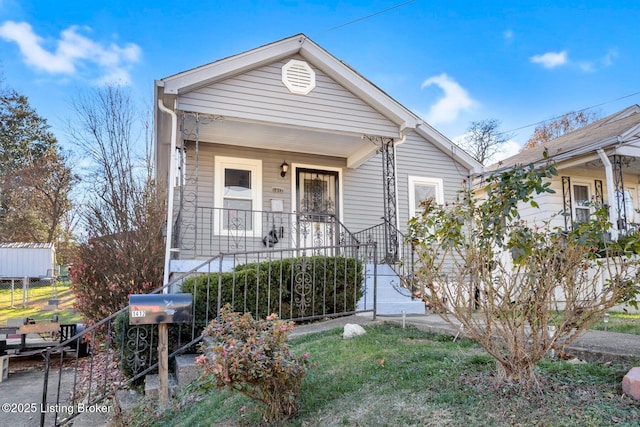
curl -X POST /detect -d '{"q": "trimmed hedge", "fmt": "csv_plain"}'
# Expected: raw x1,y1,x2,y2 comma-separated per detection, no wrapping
182,255,364,331
113,255,363,380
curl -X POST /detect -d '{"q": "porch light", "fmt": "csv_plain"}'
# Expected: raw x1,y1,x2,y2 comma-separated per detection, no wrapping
280,161,289,178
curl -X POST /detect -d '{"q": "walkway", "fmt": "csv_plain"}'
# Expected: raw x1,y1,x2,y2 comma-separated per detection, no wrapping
291,312,640,363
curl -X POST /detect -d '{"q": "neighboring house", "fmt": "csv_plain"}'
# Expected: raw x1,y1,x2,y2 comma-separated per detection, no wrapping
154,34,481,312
485,105,640,239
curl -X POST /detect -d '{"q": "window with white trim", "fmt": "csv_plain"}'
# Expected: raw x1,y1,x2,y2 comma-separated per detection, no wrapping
572,183,591,223
408,176,444,219
214,157,262,234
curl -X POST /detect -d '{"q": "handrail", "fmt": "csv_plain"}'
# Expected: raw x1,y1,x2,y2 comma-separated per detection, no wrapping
353,220,418,297
40,254,222,427
40,240,374,426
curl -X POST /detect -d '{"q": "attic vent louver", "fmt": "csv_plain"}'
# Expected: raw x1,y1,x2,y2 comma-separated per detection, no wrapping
282,59,316,95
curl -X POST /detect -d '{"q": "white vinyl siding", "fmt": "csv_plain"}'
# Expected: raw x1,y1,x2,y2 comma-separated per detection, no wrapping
395,131,470,233
176,143,346,258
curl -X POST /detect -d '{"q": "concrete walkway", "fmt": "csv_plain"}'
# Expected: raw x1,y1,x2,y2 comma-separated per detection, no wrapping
291,312,640,363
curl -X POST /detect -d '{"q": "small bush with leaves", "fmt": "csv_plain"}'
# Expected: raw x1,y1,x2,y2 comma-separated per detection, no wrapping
197,305,310,424
409,161,640,390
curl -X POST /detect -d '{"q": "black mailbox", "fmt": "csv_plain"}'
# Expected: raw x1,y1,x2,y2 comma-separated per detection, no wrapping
129,294,192,325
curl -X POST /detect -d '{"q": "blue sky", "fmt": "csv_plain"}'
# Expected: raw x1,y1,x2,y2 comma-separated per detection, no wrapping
1,0,639,161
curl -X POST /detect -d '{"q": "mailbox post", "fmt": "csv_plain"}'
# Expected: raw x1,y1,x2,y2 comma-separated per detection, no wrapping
129,294,192,405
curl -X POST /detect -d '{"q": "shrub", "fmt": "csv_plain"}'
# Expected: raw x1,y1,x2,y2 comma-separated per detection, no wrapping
197,306,310,423
181,255,364,332
69,230,164,325
409,161,640,390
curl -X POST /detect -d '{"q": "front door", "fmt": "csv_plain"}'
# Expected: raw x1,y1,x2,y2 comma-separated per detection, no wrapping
294,168,339,251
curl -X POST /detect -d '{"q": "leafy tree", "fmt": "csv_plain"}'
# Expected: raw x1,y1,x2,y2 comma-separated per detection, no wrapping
460,118,513,165
67,86,166,324
408,161,639,390
0,89,56,174
0,87,75,244
524,110,600,149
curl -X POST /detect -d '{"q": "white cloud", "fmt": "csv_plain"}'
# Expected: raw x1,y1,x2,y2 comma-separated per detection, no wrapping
420,73,474,124
503,29,514,42
493,139,522,163
0,20,141,85
530,50,568,69
601,48,618,66
579,61,595,72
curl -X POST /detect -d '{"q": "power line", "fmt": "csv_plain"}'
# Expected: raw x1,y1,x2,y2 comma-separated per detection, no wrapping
316,0,417,35
501,90,640,136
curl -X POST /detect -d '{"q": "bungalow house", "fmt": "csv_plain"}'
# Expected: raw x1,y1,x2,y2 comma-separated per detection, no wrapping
154,34,481,314
485,104,640,239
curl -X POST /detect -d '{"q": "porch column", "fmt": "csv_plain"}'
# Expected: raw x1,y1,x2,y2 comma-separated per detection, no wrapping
597,149,619,240
613,155,628,232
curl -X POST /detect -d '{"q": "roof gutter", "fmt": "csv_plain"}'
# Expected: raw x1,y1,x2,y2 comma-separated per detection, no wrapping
157,99,178,290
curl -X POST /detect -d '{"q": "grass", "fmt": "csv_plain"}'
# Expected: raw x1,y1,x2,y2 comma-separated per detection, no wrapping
589,311,640,335
123,323,640,427
0,285,82,325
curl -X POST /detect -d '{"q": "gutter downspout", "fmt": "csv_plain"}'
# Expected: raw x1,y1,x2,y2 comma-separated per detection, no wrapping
393,132,405,233
597,149,618,240
158,99,178,290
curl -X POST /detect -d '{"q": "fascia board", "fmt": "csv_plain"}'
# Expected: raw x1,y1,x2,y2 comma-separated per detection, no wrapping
619,123,640,141
614,145,640,158
162,38,303,94
489,136,620,175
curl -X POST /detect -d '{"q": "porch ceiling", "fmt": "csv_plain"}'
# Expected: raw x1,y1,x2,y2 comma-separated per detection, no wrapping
565,151,640,172
183,117,377,167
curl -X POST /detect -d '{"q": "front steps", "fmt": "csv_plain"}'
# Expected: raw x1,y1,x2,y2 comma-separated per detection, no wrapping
358,263,425,315
143,354,201,398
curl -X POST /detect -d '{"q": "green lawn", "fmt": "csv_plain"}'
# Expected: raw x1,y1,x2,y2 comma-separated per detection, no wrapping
589,311,640,335
123,323,640,427
0,286,82,326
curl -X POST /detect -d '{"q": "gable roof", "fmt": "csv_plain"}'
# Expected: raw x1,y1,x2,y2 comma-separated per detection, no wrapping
487,105,640,172
159,34,418,131
156,34,482,174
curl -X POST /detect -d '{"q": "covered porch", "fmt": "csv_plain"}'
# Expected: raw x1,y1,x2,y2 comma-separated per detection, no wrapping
559,146,640,239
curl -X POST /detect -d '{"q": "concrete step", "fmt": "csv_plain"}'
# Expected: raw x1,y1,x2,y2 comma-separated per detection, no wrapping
358,265,425,315
144,373,178,399
175,354,201,388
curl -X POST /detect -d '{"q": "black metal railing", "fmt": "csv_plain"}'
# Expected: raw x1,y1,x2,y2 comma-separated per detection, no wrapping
188,207,359,257
39,242,375,426
353,221,418,296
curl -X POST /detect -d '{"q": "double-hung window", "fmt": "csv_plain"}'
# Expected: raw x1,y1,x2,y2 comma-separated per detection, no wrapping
214,157,262,234
408,176,444,219
572,184,590,223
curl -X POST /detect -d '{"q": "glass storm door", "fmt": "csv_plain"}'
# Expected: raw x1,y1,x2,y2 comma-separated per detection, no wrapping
294,169,339,250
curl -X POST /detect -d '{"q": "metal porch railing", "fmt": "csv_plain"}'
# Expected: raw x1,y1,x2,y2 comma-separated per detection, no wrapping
353,221,418,296
39,242,375,427
182,207,359,257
